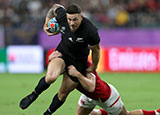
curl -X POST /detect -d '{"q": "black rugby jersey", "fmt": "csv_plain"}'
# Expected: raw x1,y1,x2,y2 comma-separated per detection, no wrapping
55,7,100,60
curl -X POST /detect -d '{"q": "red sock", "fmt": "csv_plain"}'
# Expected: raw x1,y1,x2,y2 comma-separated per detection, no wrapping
157,108,160,113
142,110,156,115
100,109,108,115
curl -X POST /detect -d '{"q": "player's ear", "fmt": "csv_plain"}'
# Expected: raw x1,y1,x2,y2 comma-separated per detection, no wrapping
80,15,83,21
81,15,83,19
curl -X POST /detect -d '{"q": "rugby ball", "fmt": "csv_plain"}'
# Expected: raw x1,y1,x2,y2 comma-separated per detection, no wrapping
48,17,60,33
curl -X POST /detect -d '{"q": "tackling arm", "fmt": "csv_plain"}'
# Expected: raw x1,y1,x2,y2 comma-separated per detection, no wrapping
68,65,96,92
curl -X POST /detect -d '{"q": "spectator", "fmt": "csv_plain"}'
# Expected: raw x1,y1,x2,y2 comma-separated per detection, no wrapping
0,0,160,46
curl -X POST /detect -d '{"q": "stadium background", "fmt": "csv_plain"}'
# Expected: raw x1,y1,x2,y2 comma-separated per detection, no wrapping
0,0,160,115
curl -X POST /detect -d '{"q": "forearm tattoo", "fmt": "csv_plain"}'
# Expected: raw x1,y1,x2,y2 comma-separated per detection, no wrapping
47,4,64,19
47,8,55,19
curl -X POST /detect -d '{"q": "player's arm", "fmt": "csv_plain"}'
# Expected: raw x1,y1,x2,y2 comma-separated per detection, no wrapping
43,4,64,36
68,65,96,92
87,43,100,72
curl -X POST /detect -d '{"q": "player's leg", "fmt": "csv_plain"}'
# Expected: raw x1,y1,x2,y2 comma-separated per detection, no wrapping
90,107,127,115
89,106,127,115
45,58,65,84
58,72,78,101
91,103,160,115
93,84,128,115
86,83,160,115
76,94,96,115
90,109,106,115
119,105,128,115
118,101,160,115
128,108,160,115
43,72,78,115
19,58,65,110
79,109,108,115
77,104,94,115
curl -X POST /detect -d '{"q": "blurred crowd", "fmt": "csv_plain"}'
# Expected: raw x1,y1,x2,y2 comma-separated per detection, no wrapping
0,0,160,45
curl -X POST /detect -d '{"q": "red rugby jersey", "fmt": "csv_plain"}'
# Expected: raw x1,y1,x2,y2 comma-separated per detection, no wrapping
76,71,111,102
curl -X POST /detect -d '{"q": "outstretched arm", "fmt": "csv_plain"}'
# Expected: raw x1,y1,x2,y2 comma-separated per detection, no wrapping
68,65,96,92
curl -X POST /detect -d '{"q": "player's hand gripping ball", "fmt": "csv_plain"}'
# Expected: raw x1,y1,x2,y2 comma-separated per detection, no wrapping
48,18,60,33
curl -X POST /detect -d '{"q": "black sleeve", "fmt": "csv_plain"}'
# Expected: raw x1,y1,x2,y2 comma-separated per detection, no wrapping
47,8,55,19
55,7,68,27
87,29,100,46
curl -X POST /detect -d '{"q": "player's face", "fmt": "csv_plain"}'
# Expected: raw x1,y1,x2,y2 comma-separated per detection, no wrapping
67,13,83,32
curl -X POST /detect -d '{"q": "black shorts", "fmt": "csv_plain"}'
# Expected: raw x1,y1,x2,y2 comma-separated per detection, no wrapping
60,54,88,82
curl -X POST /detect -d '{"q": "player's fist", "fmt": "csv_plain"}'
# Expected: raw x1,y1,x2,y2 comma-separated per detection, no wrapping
43,26,58,36
68,65,79,77
49,50,62,62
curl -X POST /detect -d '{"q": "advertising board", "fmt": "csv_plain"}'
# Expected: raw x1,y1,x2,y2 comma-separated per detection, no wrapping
105,47,160,72
0,48,6,73
7,45,44,73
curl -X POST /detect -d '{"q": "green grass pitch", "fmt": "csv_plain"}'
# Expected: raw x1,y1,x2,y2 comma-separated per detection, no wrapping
0,72,160,115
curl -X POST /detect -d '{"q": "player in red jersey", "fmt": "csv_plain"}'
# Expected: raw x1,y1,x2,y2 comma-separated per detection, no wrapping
68,62,160,115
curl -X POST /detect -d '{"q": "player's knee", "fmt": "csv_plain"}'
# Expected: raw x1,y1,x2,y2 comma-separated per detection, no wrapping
45,72,59,84
76,110,80,115
76,108,84,115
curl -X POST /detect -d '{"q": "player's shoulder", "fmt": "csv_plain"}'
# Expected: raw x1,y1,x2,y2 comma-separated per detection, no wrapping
82,17,98,32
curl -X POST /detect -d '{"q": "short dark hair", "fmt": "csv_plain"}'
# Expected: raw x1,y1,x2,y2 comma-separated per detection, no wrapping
66,4,81,14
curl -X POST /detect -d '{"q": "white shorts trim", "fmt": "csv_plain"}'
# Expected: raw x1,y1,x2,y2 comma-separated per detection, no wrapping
78,84,124,115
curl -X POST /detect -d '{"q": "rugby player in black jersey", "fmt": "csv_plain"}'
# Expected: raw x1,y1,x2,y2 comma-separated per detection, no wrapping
19,3,100,115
